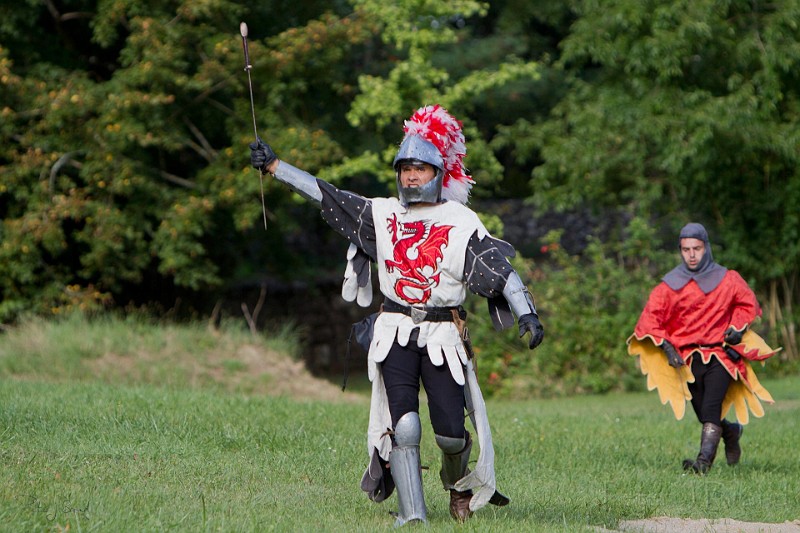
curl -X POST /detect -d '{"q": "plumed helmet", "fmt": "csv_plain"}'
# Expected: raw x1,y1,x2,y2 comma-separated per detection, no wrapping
393,135,445,205
393,104,474,205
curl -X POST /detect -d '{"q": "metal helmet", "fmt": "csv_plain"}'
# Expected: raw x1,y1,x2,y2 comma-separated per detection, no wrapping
394,105,474,206
393,134,445,205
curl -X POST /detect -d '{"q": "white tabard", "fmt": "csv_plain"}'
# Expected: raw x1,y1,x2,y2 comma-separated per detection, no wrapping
363,198,500,511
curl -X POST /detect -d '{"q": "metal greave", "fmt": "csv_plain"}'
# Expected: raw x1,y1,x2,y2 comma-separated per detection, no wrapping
435,431,472,490
390,412,427,526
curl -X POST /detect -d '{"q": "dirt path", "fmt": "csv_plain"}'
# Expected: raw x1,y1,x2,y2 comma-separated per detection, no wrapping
598,517,800,532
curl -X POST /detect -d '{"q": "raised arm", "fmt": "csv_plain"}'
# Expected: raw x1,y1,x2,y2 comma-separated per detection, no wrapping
250,138,322,206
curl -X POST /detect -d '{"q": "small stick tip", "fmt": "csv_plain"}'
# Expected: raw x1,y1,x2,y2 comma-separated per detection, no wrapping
239,22,248,37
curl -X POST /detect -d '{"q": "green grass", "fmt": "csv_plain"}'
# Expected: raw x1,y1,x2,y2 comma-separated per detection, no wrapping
0,313,309,397
1,316,798,532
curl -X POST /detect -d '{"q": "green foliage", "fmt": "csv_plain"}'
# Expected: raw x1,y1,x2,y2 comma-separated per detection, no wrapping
469,215,796,397
494,0,800,358
0,0,248,320
0,1,796,366
0,0,547,323
465,218,675,397
530,228,671,395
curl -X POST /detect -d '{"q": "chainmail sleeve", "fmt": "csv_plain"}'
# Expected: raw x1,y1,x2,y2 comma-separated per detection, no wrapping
318,179,377,260
464,231,518,330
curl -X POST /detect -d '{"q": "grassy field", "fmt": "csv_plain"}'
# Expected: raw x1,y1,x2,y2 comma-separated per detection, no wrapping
1,316,798,532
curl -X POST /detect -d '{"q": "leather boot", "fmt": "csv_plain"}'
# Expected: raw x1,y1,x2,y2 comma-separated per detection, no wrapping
682,422,722,474
449,489,473,522
721,419,743,465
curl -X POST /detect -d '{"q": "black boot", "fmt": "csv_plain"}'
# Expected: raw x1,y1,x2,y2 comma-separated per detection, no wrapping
721,419,743,465
682,422,722,474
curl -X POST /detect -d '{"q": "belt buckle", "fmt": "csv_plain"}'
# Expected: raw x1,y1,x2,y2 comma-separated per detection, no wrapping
410,306,427,324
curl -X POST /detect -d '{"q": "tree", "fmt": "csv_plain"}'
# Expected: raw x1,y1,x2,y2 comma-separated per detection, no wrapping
496,0,800,357
0,0,548,321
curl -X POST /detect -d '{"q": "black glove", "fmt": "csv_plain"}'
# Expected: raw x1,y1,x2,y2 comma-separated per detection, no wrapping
723,326,744,345
724,346,742,362
518,313,544,350
249,138,277,174
661,340,685,368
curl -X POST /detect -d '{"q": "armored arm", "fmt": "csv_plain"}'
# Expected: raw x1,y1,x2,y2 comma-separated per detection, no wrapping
272,161,322,206
501,271,536,318
250,139,322,206
464,232,543,348
502,272,543,350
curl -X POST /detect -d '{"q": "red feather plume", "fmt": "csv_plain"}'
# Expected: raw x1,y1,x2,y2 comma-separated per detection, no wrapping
402,104,474,204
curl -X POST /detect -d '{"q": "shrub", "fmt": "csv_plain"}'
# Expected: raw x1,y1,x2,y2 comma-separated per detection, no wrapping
467,217,674,398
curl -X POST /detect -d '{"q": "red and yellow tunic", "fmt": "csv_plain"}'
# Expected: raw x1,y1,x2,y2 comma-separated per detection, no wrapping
628,271,779,423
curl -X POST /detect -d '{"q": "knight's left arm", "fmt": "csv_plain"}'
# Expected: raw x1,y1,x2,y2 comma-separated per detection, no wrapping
464,232,543,349
726,271,762,336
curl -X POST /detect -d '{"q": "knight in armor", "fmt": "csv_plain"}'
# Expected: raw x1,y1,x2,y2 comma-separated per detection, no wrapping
628,223,779,474
250,105,544,525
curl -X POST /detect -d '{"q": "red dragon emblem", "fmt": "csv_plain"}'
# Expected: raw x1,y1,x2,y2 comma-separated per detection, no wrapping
385,214,453,304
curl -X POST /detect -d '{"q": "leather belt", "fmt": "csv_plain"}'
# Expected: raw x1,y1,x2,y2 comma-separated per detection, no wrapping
382,300,460,324
683,343,723,350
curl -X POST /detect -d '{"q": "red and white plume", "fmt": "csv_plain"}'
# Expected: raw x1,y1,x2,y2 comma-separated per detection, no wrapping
402,104,474,204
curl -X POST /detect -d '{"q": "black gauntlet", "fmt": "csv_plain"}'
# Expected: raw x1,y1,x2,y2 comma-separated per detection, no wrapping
723,326,745,345
518,313,544,350
661,340,685,368
249,138,277,174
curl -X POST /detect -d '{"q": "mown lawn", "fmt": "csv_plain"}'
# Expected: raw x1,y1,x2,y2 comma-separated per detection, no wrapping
1,375,798,532
1,316,797,532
